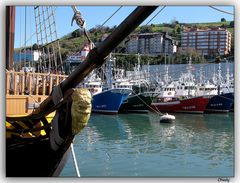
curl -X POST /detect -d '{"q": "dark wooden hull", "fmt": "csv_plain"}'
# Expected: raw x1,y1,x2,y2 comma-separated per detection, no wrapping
6,91,75,177
6,135,73,177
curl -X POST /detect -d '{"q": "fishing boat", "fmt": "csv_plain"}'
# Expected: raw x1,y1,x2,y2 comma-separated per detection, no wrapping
6,5,158,176
205,92,234,113
149,64,209,114
92,78,132,114
78,72,131,114
119,92,153,113
195,65,234,113
118,54,153,113
91,57,132,114
92,88,131,114
151,96,210,114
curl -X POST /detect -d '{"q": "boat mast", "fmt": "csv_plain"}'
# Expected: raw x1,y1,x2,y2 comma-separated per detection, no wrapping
6,6,15,71
226,60,230,85
163,52,169,84
137,53,141,90
217,63,222,94
106,53,113,89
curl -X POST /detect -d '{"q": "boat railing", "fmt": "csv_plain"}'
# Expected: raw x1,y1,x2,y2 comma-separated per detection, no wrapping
6,70,68,96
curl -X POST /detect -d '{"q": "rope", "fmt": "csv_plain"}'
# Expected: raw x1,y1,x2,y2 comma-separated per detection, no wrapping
71,143,80,177
71,6,95,49
209,6,234,15
101,6,123,27
131,90,163,115
146,6,166,25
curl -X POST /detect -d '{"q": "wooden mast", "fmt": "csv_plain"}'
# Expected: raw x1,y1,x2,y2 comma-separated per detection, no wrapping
6,6,15,71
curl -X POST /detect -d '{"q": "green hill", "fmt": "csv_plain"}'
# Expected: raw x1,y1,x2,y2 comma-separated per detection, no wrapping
15,21,234,65
58,21,233,57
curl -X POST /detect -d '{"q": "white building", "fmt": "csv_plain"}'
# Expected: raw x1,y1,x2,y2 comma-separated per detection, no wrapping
125,33,177,55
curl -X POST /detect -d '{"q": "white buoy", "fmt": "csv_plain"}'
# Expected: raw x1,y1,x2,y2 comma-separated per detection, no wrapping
160,113,175,123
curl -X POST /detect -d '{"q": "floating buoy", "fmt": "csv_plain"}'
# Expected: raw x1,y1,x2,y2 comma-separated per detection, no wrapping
160,113,175,123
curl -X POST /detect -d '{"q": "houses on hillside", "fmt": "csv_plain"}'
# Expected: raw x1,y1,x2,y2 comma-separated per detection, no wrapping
124,27,231,57
125,32,177,56
19,26,232,64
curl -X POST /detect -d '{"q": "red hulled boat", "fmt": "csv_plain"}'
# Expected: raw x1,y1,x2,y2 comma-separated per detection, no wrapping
151,96,210,114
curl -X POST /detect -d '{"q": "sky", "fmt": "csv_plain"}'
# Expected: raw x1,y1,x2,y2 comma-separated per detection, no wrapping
14,5,234,48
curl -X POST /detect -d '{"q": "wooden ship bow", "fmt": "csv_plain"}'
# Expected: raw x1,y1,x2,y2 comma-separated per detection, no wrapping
6,6,157,177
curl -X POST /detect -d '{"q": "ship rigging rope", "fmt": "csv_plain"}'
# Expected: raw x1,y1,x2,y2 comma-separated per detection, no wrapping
71,6,95,48
146,6,166,25
209,6,234,15
101,6,123,27
71,143,80,177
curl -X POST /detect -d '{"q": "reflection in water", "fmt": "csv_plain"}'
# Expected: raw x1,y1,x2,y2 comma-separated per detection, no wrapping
61,112,234,177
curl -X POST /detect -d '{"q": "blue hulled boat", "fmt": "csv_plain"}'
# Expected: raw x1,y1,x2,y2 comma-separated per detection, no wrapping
92,88,131,114
205,92,234,113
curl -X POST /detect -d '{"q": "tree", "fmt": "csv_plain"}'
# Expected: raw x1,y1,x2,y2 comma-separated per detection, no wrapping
221,18,226,22
71,29,81,38
140,25,153,33
230,21,234,27
32,43,38,50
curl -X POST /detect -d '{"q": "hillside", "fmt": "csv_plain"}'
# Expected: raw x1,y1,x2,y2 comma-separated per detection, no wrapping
15,21,234,66
58,21,234,57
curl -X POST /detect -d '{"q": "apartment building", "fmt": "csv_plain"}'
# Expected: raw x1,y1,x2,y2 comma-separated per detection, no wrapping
125,33,177,55
181,27,231,56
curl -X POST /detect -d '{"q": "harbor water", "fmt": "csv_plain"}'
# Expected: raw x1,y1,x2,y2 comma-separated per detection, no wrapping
60,112,234,177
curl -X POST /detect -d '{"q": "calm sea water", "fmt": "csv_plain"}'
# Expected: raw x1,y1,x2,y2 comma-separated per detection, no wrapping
60,112,234,177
